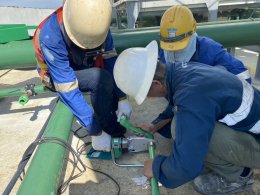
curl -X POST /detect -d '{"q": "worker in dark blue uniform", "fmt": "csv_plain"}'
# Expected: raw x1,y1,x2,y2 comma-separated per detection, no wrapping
113,41,260,194
146,5,252,139
33,0,132,151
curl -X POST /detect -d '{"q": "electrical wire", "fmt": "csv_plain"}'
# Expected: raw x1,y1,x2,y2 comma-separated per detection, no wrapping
72,138,121,195
3,97,60,195
0,69,12,78
4,104,120,195
15,134,120,195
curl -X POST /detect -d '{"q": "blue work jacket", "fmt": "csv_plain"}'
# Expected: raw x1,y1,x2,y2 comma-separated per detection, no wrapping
153,62,260,188
38,12,124,131
157,35,252,123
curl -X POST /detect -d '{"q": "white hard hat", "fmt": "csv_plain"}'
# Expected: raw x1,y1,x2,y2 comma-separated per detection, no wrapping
63,0,112,49
114,41,158,105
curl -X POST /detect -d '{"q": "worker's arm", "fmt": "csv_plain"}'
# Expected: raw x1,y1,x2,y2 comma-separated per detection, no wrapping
152,92,219,188
138,103,174,134
39,28,100,135
202,37,252,83
137,118,172,134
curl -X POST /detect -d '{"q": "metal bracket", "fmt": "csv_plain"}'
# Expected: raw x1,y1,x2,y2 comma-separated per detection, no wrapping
126,136,156,153
24,84,36,96
111,136,156,167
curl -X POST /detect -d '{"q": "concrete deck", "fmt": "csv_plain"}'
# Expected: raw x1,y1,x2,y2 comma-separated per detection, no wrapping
0,47,260,195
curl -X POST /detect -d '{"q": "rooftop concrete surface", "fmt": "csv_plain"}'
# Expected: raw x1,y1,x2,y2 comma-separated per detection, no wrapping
0,47,259,194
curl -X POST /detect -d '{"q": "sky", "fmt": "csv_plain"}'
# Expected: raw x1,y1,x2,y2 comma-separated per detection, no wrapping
0,0,63,9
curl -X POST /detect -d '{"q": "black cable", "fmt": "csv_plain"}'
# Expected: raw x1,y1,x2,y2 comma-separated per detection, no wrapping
16,133,120,195
73,138,121,195
0,69,12,78
7,136,87,194
76,139,91,154
34,137,87,194
84,165,121,195
72,126,89,139
3,97,59,195
4,110,120,195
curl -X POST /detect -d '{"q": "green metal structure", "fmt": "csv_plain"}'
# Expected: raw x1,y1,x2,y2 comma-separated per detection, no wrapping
0,24,29,43
17,100,74,195
1,19,260,70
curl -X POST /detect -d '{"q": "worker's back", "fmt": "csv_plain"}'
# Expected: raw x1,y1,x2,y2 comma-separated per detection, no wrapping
167,62,260,134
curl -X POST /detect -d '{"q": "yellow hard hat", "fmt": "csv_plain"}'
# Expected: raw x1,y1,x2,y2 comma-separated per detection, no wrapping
160,5,196,51
63,0,112,49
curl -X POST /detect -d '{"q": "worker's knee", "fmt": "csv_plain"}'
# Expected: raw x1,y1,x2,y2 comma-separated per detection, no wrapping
208,123,260,167
76,68,114,92
208,123,239,153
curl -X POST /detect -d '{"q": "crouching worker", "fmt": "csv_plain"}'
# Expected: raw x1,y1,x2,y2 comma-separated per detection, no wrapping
153,5,252,139
113,40,260,194
33,0,132,151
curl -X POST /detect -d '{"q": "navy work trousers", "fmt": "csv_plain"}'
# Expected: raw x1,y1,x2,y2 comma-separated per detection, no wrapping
75,67,125,137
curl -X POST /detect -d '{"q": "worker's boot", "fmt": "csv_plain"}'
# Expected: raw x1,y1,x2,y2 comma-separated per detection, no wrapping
192,170,254,194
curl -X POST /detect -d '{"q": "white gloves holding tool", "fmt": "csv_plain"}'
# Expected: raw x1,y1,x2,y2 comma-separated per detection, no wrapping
92,131,111,152
117,98,132,122
92,97,132,152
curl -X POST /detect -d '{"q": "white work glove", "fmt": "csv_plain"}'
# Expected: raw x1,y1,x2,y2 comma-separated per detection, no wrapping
117,99,132,122
92,131,111,152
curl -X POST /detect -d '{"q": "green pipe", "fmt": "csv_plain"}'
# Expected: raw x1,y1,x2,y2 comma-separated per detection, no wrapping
0,40,35,69
149,143,160,195
119,116,153,139
1,19,260,69
17,100,74,195
0,85,48,98
113,19,260,53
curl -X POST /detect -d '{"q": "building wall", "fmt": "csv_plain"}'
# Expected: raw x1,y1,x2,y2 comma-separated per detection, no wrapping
0,7,54,26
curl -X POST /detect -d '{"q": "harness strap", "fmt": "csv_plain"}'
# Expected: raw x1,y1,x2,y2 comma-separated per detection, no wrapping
33,7,63,68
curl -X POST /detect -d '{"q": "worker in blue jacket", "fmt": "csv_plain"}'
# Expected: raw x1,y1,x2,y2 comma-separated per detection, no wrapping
33,0,132,151
144,5,252,139
113,40,260,194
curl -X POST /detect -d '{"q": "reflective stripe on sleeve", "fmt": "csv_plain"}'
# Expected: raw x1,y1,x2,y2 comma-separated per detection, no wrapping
219,79,254,126
249,120,260,134
54,80,78,93
102,49,117,59
236,70,250,80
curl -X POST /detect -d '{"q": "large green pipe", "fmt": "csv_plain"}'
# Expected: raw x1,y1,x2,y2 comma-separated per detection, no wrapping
0,40,35,69
17,100,74,195
1,19,260,70
113,19,260,53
